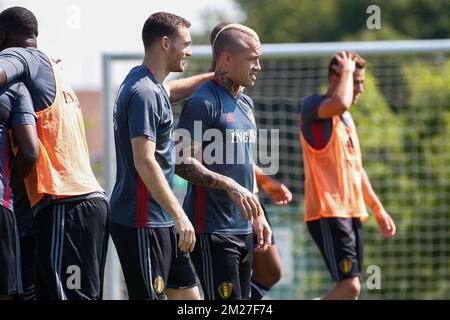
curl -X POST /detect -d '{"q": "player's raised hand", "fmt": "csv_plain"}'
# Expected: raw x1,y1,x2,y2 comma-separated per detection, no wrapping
173,211,196,252
225,180,263,220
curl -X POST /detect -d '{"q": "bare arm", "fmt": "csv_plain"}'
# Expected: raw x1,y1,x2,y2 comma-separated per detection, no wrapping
10,124,39,187
165,72,214,103
254,165,292,205
0,69,6,87
317,51,356,119
361,169,396,238
175,140,263,220
132,136,195,252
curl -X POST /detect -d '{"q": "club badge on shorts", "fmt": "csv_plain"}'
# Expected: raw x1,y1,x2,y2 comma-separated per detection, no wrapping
154,276,165,295
340,258,353,274
218,282,233,299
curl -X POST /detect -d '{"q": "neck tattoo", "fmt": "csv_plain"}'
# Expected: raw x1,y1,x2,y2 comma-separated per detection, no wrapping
214,68,241,97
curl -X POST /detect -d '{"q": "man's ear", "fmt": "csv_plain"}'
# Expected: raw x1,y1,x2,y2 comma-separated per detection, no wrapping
160,36,170,52
222,51,232,66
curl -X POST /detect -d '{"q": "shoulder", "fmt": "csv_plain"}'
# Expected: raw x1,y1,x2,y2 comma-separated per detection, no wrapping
187,80,218,108
0,47,27,57
0,47,40,63
123,67,160,102
300,94,326,116
302,94,325,110
239,93,255,110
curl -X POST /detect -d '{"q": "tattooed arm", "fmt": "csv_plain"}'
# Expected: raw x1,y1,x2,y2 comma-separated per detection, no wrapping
175,139,263,220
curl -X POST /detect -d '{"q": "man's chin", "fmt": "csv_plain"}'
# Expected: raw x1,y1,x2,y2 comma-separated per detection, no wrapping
172,66,184,73
244,80,255,87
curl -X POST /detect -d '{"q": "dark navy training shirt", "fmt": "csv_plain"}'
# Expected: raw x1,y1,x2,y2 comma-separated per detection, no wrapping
176,80,256,235
111,65,175,228
0,47,56,111
300,94,351,149
0,81,36,212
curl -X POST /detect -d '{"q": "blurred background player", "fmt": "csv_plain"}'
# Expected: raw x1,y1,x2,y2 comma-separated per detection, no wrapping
298,51,396,300
0,6,109,300
175,23,272,300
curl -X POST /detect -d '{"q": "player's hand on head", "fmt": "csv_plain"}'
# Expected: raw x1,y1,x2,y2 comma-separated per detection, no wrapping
375,209,396,238
226,180,263,220
174,212,196,252
332,51,356,75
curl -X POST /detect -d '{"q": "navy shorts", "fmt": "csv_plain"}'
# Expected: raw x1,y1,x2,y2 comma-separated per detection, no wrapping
0,206,22,296
307,217,364,281
191,233,253,300
34,198,110,300
111,223,197,300
19,234,35,300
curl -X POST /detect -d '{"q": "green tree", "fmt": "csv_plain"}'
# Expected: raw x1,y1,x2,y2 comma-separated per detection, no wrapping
232,0,450,42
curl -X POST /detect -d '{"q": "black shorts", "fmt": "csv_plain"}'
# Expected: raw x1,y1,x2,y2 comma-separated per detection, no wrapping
0,206,22,296
34,198,110,300
252,204,275,247
191,233,253,300
111,223,197,300
19,234,35,300
307,218,364,281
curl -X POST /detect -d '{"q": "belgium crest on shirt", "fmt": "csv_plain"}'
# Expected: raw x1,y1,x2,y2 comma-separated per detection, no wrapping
218,282,233,299
247,109,256,125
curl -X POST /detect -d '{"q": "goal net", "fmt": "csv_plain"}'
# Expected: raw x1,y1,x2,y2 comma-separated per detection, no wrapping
101,40,450,299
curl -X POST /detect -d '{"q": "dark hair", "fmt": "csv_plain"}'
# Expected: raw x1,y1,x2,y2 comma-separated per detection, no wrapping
328,51,366,79
210,21,233,69
210,21,232,46
0,6,38,37
142,12,190,50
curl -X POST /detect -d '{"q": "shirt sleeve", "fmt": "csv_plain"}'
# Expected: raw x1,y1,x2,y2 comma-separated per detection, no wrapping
300,95,326,125
176,96,219,141
127,87,160,142
10,83,37,128
0,48,37,85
